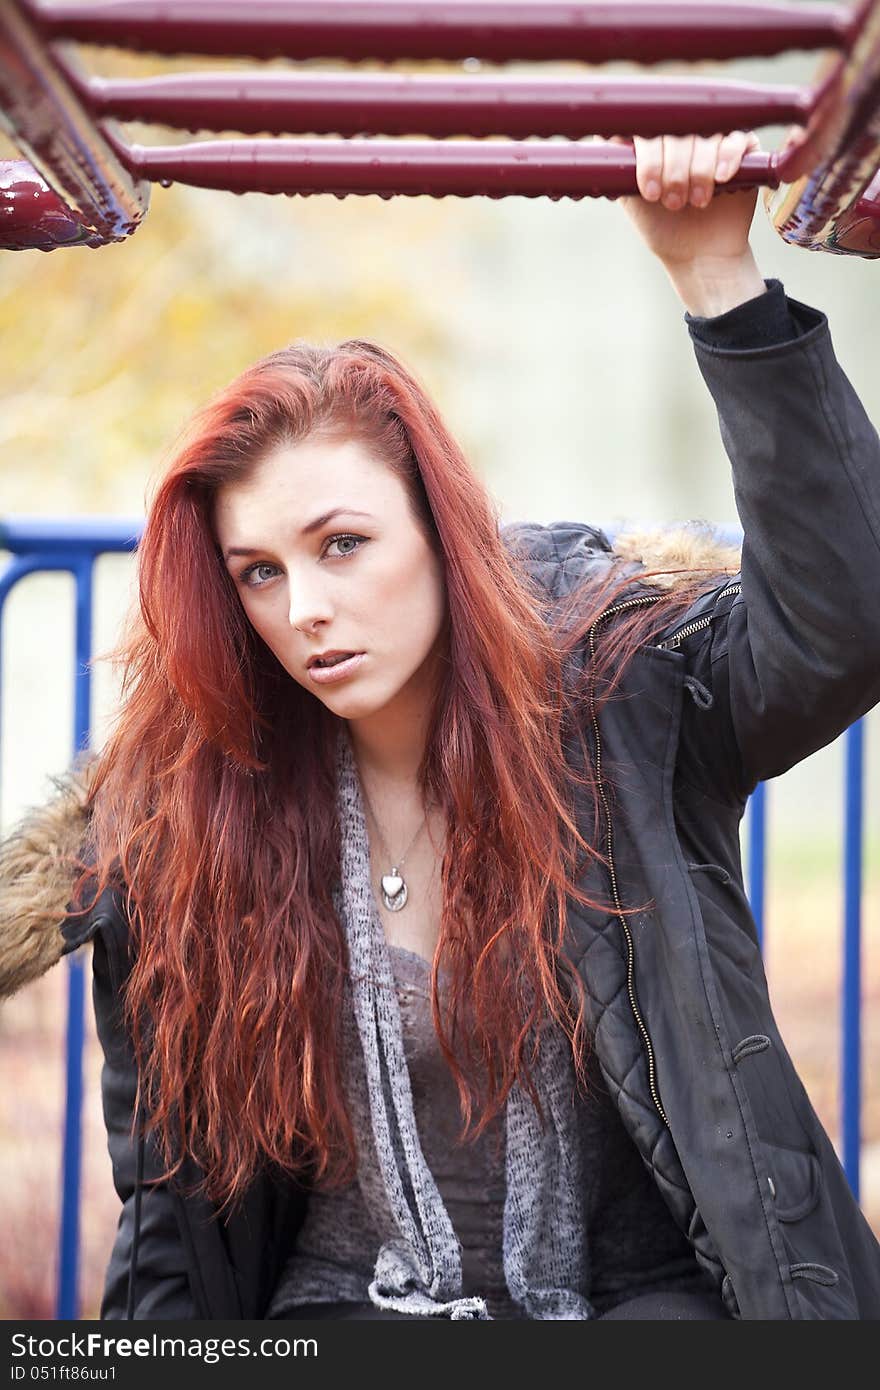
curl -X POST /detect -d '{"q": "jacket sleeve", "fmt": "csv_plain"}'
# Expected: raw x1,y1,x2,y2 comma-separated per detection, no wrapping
83,897,199,1319
667,286,880,803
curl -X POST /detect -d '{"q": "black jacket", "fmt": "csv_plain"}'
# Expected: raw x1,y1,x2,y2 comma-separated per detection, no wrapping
23,282,880,1319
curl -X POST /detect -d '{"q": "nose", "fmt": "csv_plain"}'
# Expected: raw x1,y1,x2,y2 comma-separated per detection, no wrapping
286,569,334,634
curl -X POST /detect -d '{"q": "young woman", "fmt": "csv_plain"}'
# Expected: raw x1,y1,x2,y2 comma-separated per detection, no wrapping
2,132,880,1320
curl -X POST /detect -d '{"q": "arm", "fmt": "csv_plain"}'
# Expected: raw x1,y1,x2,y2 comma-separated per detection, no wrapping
614,131,880,798
671,287,880,800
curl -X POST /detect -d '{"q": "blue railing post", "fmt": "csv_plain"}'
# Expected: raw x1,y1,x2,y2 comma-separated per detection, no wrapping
747,780,767,952
843,718,865,1200
58,961,86,1317
57,557,95,1320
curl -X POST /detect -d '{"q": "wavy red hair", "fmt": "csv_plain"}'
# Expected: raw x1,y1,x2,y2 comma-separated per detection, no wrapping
69,338,736,1213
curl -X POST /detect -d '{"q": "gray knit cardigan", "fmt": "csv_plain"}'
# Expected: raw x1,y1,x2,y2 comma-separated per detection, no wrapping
283,721,595,1320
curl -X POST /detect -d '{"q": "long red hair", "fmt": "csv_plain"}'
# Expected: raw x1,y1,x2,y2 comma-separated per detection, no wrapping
70,339,735,1213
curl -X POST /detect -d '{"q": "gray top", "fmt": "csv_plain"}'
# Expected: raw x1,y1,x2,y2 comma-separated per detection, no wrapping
265,944,710,1320
267,942,524,1320
266,722,711,1319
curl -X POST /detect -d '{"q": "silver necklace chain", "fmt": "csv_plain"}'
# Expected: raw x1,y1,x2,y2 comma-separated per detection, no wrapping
357,777,431,914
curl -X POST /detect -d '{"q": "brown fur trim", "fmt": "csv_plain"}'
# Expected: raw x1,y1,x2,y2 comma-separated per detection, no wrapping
611,522,741,590
0,752,100,1000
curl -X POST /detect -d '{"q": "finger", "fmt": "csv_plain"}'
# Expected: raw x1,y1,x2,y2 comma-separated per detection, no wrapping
688,133,724,207
715,129,756,181
658,134,695,209
632,134,664,201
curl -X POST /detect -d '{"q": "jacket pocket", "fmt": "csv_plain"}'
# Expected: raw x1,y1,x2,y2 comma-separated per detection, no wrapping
761,1140,823,1223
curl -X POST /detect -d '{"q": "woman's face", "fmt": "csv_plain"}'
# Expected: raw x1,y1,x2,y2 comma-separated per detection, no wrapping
213,435,448,725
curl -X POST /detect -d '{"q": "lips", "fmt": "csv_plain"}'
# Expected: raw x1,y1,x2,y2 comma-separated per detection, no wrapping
309,650,359,669
307,652,366,685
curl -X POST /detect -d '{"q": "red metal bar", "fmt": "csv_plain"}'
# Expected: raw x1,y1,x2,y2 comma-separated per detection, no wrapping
26,0,852,64
0,159,105,250
62,66,810,140
826,165,880,251
0,0,149,243
767,0,880,251
105,130,780,201
3,0,878,254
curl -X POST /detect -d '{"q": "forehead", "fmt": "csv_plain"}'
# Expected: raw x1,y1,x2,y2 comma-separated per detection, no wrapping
213,436,401,539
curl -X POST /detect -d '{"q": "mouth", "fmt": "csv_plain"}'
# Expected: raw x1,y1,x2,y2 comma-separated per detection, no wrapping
307,652,366,684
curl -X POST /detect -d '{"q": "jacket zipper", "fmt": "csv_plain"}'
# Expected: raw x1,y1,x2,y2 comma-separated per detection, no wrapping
588,593,670,1127
585,577,741,1128
656,582,742,650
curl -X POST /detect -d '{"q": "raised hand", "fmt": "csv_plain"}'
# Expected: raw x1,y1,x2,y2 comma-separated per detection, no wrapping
606,130,779,316
609,131,762,267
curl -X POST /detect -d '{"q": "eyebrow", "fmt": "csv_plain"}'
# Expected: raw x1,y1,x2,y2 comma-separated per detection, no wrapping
223,508,374,562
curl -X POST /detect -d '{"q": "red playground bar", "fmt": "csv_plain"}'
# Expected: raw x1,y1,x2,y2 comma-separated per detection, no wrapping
1,1,878,255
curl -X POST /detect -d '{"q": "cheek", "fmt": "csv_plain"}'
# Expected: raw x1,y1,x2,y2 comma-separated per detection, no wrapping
394,552,445,636
238,596,294,671
240,598,278,643
364,548,427,622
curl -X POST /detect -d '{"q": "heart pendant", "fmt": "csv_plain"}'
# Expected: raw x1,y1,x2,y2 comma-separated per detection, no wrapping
381,873,407,912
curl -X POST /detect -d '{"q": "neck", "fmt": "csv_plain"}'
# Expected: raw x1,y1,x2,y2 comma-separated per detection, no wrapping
345,702,430,790
344,647,442,790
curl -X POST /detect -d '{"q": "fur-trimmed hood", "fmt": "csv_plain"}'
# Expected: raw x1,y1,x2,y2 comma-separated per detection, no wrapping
0,753,98,1001
0,523,739,1005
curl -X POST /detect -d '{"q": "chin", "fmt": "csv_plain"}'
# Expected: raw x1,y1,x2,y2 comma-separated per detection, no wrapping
312,682,393,719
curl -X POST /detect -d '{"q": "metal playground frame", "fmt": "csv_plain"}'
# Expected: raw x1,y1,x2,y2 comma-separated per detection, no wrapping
0,0,879,255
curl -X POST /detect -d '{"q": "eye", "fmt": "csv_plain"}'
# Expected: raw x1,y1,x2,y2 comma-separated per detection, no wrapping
237,534,366,589
238,561,280,590
323,532,366,559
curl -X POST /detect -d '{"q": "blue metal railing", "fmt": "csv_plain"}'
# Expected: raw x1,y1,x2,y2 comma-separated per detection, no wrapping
0,518,139,1322
0,515,869,1318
